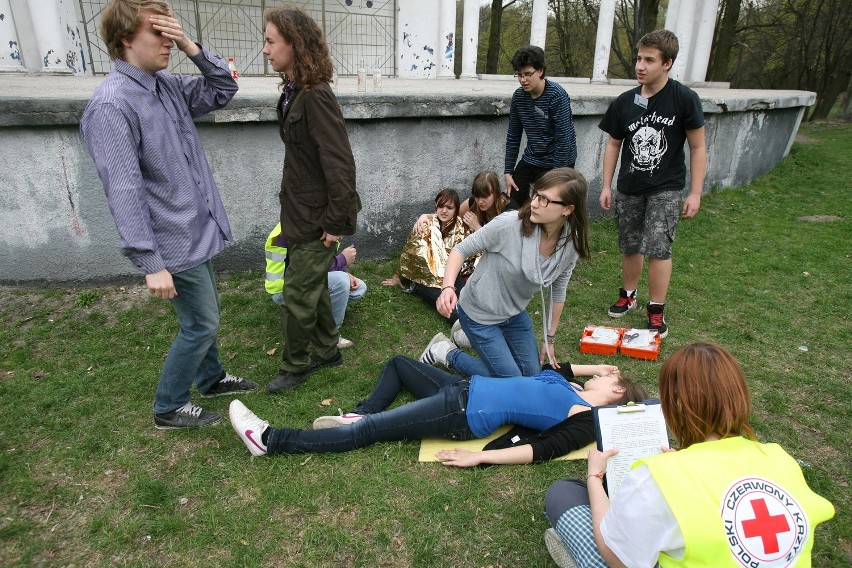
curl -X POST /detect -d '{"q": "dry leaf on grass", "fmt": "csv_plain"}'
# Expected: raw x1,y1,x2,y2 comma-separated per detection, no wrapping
266,348,277,356
320,398,333,406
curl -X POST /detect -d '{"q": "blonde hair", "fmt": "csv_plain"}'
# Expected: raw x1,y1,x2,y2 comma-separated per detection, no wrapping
101,0,172,61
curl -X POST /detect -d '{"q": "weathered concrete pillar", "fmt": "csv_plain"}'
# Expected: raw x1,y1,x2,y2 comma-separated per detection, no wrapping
687,0,719,82
0,0,26,72
25,0,72,73
669,0,697,80
437,0,455,78
530,0,548,49
592,0,617,83
663,0,681,32
460,0,479,78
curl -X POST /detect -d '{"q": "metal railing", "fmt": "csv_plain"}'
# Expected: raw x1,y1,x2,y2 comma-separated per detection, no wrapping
79,0,396,76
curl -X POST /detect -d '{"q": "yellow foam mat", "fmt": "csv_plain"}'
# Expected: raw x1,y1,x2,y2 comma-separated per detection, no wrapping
418,425,593,462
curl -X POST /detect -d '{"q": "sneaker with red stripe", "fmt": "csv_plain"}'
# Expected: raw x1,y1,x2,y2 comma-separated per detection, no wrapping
229,400,269,456
646,303,669,339
608,288,637,318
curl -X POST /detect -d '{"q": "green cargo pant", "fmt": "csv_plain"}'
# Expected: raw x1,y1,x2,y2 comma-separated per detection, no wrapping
279,240,339,372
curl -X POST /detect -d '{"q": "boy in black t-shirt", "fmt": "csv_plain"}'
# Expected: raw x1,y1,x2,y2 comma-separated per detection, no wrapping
598,30,706,338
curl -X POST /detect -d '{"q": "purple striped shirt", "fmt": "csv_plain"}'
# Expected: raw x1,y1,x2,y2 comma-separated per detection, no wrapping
81,47,238,275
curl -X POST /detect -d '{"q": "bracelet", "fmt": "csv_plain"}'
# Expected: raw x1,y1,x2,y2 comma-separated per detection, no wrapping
587,471,606,481
440,286,456,293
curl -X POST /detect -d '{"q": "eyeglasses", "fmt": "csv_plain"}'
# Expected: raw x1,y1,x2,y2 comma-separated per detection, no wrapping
531,192,568,207
513,70,538,80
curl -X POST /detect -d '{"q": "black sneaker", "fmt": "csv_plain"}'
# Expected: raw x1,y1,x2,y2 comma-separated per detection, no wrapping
267,353,343,393
154,402,222,429
267,367,315,393
647,303,669,339
608,288,637,317
200,373,258,398
314,351,344,369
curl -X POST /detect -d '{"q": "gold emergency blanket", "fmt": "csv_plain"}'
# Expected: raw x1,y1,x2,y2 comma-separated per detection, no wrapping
398,215,468,289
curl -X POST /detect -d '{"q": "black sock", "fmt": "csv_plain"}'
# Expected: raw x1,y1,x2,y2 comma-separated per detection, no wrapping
261,428,270,446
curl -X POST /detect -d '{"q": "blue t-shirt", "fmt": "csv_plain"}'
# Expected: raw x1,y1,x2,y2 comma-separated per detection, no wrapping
465,370,590,438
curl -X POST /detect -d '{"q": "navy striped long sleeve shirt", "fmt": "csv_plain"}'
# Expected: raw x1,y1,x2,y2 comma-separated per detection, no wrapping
81,47,238,275
504,80,577,173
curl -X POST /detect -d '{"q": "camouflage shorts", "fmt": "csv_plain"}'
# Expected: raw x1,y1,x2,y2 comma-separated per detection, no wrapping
614,190,681,260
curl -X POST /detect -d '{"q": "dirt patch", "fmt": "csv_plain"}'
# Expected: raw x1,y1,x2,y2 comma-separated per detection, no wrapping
794,131,818,144
798,214,842,222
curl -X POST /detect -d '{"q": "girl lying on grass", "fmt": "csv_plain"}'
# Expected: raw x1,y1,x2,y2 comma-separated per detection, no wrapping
229,356,647,463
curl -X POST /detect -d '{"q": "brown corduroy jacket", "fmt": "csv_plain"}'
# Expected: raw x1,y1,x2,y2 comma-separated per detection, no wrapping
276,81,359,245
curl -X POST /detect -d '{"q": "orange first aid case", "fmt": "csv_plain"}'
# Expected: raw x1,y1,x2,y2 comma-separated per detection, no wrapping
579,325,623,356
578,325,662,360
619,329,662,360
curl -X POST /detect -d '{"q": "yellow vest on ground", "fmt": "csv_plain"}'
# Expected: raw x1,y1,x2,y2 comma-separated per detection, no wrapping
264,223,287,295
638,436,834,568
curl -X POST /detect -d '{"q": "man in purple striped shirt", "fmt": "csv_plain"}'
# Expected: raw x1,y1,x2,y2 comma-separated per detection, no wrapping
81,0,256,430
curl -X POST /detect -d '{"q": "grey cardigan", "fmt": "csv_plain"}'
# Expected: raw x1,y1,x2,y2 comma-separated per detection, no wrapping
454,211,578,326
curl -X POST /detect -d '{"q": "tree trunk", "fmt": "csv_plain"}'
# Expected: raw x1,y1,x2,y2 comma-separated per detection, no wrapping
708,0,741,82
486,0,504,74
835,75,852,122
637,0,660,40
809,64,852,121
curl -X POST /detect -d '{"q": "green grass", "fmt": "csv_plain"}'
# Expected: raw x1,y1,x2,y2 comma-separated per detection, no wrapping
1,122,850,566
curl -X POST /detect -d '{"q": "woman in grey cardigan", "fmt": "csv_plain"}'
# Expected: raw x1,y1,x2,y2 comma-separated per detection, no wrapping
421,168,591,377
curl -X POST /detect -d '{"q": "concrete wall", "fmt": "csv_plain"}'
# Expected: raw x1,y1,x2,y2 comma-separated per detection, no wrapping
0,77,813,284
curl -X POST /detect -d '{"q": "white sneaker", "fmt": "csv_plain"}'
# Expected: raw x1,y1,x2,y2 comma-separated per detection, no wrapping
337,336,354,349
229,400,269,457
544,528,578,568
450,320,471,349
419,332,455,366
312,409,364,429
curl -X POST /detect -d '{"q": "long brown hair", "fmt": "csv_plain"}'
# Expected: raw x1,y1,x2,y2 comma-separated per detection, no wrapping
659,343,755,449
434,188,461,239
470,171,510,227
265,5,333,90
518,167,590,259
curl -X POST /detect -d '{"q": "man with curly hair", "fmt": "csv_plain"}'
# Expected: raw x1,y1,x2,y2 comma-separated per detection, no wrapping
262,6,360,393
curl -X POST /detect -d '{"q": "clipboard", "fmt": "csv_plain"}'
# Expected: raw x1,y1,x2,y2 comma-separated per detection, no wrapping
593,399,669,495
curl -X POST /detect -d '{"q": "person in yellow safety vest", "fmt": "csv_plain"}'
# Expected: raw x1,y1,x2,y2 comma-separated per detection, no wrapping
265,223,366,349
543,343,834,568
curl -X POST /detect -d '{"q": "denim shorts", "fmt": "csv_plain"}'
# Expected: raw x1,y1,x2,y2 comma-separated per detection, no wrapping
614,190,681,259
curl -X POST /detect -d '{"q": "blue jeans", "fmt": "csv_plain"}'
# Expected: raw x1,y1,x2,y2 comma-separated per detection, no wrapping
328,271,366,328
154,260,224,414
447,305,541,378
272,271,366,329
266,356,474,455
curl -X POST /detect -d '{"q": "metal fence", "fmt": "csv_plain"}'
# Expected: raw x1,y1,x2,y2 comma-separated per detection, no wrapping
79,0,396,76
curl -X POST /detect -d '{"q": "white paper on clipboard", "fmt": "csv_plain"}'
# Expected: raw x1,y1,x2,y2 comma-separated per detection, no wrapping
593,400,669,495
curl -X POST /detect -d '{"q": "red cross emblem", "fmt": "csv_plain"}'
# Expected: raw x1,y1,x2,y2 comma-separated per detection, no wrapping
722,477,809,568
741,498,791,554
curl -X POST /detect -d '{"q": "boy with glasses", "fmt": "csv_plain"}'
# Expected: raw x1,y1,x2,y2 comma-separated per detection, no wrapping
504,46,577,208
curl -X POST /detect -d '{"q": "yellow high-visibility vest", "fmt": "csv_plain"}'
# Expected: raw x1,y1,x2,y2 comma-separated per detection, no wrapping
637,436,834,568
264,223,287,295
